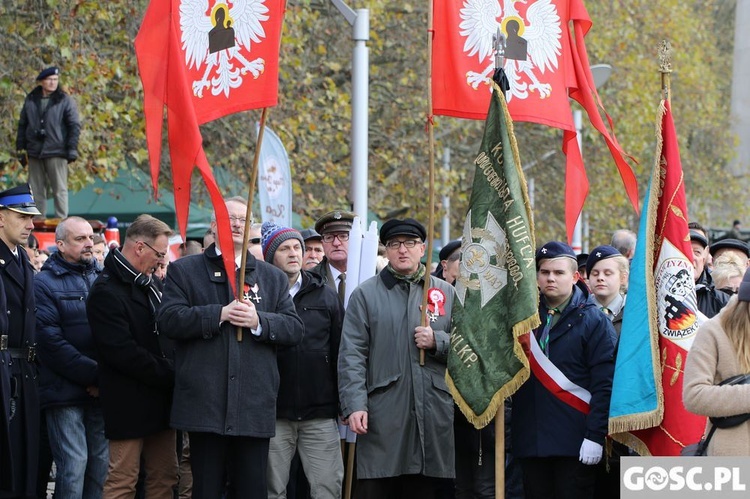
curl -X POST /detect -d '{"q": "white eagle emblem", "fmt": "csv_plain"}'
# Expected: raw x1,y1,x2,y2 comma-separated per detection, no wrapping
180,0,270,98
459,0,562,101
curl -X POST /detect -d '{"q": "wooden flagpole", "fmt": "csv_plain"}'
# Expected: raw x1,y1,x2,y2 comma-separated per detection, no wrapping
236,107,269,341
659,40,672,105
420,0,438,367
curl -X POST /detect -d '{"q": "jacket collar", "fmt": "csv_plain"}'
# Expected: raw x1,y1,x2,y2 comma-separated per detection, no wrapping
42,251,97,276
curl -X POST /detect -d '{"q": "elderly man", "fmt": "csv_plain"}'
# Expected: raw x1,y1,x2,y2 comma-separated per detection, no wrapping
35,216,107,498
158,197,304,499
0,184,42,498
16,67,81,219
690,229,729,318
87,214,177,499
300,228,324,270
338,218,455,498
313,210,356,303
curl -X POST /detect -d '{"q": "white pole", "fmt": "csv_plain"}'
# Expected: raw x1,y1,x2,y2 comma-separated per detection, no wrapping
442,147,451,245
572,109,583,254
331,0,370,225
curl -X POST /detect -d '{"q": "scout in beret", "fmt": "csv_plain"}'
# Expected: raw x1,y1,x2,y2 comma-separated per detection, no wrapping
587,245,629,324
514,242,617,490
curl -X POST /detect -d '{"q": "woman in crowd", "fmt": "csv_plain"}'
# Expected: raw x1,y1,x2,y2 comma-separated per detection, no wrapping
711,253,745,295
683,269,750,455
586,245,629,336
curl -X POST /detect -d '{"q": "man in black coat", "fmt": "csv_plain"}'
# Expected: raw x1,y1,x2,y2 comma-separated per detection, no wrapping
158,198,304,499
689,229,729,318
87,214,177,499
0,184,41,499
261,221,344,499
16,67,81,219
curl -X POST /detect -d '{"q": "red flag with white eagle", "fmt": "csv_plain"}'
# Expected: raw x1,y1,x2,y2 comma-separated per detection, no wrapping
432,0,638,242
135,0,284,292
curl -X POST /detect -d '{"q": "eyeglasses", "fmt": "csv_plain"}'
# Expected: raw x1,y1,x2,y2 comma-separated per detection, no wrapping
385,239,422,250
139,240,167,259
321,233,350,243
229,216,247,225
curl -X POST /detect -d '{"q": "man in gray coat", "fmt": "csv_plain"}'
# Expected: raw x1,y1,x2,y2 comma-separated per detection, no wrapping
338,218,455,498
158,197,304,499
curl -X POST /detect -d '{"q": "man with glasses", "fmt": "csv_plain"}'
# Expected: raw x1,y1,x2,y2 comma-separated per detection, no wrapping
338,218,455,498
158,197,303,499
313,210,355,304
87,214,178,499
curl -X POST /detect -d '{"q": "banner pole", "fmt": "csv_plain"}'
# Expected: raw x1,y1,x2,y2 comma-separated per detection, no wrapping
495,407,505,499
659,40,672,105
419,0,438,367
236,107,269,341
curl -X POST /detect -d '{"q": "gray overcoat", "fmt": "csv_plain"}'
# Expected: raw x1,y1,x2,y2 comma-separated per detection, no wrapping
338,269,455,479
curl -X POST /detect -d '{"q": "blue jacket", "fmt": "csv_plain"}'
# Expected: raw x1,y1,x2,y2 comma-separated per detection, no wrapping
512,283,616,458
34,252,100,409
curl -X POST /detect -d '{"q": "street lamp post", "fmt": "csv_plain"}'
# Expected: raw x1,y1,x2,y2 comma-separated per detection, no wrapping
571,63,612,254
331,0,370,225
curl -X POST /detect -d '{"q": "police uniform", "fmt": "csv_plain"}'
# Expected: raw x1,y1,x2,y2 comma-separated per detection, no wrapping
0,184,41,498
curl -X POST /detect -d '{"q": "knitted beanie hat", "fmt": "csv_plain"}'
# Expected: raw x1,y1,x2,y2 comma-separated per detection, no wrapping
261,221,305,263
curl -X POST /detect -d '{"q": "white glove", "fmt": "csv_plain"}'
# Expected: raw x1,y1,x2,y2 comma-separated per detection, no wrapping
579,438,603,465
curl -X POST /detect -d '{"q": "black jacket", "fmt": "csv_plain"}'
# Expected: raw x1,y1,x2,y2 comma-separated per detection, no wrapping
16,86,81,160
277,270,343,421
695,270,730,319
87,251,174,440
34,252,100,409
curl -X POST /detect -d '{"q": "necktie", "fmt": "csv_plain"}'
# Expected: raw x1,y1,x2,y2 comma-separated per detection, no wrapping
600,306,612,320
538,308,558,356
338,273,346,303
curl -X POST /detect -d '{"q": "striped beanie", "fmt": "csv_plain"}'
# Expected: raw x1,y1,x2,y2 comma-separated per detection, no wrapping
261,221,305,263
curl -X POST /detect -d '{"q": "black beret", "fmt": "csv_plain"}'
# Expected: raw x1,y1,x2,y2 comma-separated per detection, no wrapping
535,241,576,269
314,210,356,235
299,228,322,242
380,218,426,244
739,269,750,302
439,240,461,261
689,229,708,249
710,238,749,258
586,245,622,277
0,183,41,216
36,66,59,81
576,253,589,271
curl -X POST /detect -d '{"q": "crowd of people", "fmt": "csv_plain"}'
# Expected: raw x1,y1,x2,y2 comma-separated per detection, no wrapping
2,64,750,498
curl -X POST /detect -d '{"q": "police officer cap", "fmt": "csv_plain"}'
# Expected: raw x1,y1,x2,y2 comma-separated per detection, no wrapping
586,245,622,277
314,210,356,235
380,218,427,244
36,66,59,81
535,241,576,269
710,238,750,258
689,229,709,249
439,240,461,262
299,228,322,242
0,184,42,216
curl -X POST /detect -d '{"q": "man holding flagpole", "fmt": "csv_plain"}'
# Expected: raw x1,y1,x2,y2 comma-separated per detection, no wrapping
158,197,304,499
513,241,616,499
338,218,455,498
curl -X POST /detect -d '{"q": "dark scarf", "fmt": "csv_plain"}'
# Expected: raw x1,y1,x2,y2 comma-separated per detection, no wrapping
110,249,162,315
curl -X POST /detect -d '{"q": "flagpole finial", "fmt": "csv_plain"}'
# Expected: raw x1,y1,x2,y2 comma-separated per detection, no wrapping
659,40,672,103
493,28,506,70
